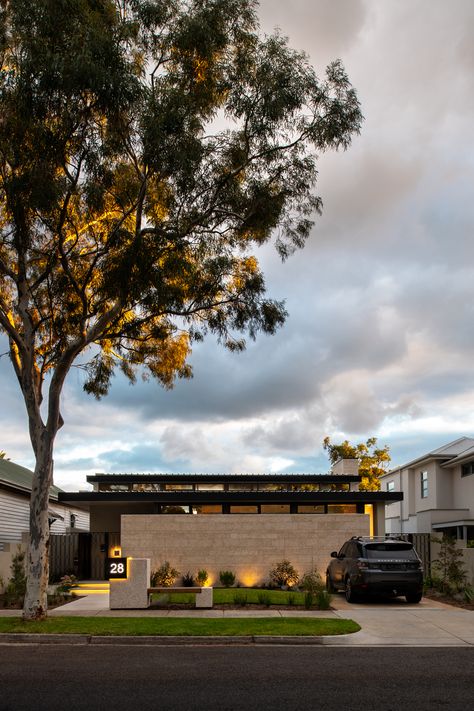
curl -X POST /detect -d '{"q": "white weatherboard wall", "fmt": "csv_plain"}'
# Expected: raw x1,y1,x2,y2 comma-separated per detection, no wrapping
121,514,370,585
0,489,89,542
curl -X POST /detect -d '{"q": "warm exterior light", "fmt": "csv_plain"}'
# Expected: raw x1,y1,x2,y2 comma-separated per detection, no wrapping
240,571,258,587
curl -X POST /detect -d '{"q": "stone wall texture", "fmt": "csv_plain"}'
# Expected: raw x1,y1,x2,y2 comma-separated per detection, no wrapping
121,514,369,586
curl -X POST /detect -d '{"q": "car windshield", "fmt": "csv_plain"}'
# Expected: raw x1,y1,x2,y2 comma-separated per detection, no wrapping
364,544,417,560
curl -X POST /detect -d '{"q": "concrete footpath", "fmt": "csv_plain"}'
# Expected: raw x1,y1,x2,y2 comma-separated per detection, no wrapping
1,593,473,647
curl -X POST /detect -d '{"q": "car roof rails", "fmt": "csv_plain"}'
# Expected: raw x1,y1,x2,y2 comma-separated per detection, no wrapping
350,535,408,542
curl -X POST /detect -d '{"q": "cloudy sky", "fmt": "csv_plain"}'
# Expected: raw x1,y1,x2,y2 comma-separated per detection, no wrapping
2,0,474,489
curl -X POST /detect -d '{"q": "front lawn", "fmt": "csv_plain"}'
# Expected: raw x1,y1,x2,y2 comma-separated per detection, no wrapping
0,616,359,637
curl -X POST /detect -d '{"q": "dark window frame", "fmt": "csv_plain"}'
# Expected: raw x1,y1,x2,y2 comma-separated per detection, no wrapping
420,470,428,498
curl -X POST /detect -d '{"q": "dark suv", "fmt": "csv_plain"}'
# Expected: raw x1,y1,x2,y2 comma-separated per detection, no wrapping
326,536,424,603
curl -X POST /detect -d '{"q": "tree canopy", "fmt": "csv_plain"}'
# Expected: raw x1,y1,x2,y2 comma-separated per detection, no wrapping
0,0,362,618
323,436,390,491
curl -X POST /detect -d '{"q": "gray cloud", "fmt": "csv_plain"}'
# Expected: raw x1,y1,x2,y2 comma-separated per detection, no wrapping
2,1,474,482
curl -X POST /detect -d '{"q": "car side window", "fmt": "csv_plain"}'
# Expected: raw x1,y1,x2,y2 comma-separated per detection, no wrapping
347,543,358,558
338,542,349,557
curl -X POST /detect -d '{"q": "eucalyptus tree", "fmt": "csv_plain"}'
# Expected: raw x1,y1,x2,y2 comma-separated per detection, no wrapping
0,0,362,618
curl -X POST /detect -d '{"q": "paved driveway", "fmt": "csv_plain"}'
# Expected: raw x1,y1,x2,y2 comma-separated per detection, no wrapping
329,592,474,646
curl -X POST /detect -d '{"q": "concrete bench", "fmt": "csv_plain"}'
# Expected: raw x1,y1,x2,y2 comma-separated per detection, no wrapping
147,586,213,608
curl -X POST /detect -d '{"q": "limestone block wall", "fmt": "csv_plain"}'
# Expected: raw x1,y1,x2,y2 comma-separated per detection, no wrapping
121,514,369,586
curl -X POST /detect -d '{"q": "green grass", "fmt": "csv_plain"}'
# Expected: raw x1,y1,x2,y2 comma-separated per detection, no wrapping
0,616,359,637
153,588,308,606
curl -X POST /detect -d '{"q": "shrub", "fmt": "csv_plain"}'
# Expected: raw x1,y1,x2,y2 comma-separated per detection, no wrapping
269,560,299,588
467,540,474,549
287,593,296,606
56,574,77,594
300,569,324,594
464,585,474,603
257,591,271,607
304,591,313,610
315,589,332,610
150,561,180,587
233,591,248,607
4,547,26,606
182,571,195,587
431,535,467,595
219,570,236,587
196,569,208,586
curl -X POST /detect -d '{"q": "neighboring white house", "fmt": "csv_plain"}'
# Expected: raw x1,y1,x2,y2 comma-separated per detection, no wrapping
0,457,89,543
380,437,474,542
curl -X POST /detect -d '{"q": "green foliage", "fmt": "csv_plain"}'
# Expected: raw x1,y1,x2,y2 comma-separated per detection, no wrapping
4,547,27,606
56,574,77,595
233,591,248,607
467,540,474,549
219,570,236,587
0,0,362,404
300,569,325,594
181,571,195,587
196,569,208,586
323,436,390,491
315,589,332,610
463,585,474,603
304,591,313,610
269,560,299,588
257,591,271,607
286,593,296,606
150,561,180,587
430,536,467,595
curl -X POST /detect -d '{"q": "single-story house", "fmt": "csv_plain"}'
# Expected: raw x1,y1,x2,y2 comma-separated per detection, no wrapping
0,457,89,585
59,460,402,584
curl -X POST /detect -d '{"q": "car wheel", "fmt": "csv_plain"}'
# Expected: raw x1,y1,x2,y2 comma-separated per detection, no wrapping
326,572,336,593
345,577,357,603
405,592,422,604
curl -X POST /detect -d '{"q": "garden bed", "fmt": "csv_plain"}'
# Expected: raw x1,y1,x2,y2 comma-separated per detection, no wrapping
0,593,75,610
150,587,333,611
423,589,474,611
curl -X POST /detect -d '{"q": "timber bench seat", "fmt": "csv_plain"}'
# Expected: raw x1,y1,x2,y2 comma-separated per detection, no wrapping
147,586,213,609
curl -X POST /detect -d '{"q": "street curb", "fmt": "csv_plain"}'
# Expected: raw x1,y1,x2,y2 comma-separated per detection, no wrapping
0,634,90,645
0,633,340,646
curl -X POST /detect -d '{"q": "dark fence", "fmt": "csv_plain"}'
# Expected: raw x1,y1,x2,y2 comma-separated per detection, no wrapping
408,533,431,578
49,532,121,581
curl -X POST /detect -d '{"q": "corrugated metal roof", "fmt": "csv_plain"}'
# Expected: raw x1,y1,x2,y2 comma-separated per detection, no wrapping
0,458,61,499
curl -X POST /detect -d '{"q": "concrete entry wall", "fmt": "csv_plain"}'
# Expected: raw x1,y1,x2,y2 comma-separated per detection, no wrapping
121,513,370,586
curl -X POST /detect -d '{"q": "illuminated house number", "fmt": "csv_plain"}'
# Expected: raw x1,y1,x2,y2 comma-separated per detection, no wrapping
110,562,125,574
107,557,128,579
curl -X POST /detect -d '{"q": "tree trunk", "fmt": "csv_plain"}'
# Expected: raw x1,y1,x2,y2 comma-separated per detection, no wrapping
22,427,55,620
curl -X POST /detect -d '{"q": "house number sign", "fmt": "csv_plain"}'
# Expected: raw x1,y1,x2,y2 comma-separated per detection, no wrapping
106,557,128,579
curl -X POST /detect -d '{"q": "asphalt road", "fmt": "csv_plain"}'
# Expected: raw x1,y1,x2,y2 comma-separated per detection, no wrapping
0,645,473,710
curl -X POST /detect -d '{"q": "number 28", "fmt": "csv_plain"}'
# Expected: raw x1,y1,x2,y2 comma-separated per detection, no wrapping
110,562,125,574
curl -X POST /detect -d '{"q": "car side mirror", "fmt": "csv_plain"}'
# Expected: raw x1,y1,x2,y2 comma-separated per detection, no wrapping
330,551,338,558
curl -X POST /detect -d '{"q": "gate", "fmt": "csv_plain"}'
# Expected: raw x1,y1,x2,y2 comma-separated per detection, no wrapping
49,532,121,581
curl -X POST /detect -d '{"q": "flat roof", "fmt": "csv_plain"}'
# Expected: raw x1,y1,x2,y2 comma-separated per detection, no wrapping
87,473,360,484
60,490,403,506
